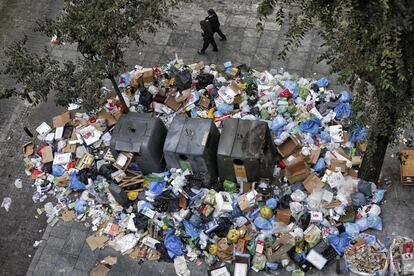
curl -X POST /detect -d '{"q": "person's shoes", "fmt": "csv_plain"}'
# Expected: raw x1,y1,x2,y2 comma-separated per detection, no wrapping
220,37,227,41
213,48,218,52
197,50,205,54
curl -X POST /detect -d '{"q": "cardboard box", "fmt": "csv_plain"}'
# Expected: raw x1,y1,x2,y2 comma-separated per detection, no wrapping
208,266,230,276
96,110,117,128
41,146,54,163
22,142,34,157
165,95,183,111
234,253,250,276
276,209,291,225
304,173,325,193
277,136,301,158
331,160,346,173
142,68,154,83
198,95,210,109
52,111,71,128
307,148,321,164
348,168,358,178
285,157,309,183
236,238,246,253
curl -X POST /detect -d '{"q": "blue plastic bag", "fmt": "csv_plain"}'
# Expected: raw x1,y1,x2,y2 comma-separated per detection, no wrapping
320,131,331,142
74,199,87,214
370,189,386,203
327,232,352,254
355,217,369,231
271,116,287,132
334,102,351,120
344,223,360,238
339,91,352,102
182,220,200,238
164,229,184,258
266,198,278,210
299,117,321,134
316,77,329,87
350,126,368,143
283,80,299,98
69,173,86,191
52,165,65,177
254,216,272,230
147,180,166,196
367,215,382,230
313,158,325,172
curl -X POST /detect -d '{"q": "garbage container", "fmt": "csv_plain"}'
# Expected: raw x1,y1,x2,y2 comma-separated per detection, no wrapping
110,113,167,174
163,116,220,186
217,118,278,184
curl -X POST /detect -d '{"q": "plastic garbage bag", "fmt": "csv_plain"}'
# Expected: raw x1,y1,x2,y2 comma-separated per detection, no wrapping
350,126,368,143
252,254,267,271
304,224,322,247
164,229,184,258
69,173,86,191
355,217,369,231
114,233,138,254
134,213,149,230
320,131,331,142
299,117,321,134
339,91,352,102
254,216,272,230
291,190,307,202
289,202,304,217
344,222,360,238
266,198,278,209
279,88,293,98
283,80,299,98
316,77,329,87
313,158,325,172
327,232,352,254
371,189,386,203
357,180,372,196
334,102,351,120
223,180,237,193
361,204,381,217
351,192,367,206
1,197,12,211
367,215,383,230
147,180,166,196
271,116,287,132
183,220,200,238
152,190,180,212
74,198,87,214
52,165,65,177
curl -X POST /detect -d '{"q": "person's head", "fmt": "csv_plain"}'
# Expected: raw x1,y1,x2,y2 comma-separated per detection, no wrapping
208,9,216,16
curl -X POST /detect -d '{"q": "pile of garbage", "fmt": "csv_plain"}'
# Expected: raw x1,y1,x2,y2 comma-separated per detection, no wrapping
16,57,413,275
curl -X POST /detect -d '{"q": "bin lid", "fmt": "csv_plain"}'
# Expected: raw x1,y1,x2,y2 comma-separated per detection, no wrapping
218,118,268,158
164,116,214,155
110,113,152,153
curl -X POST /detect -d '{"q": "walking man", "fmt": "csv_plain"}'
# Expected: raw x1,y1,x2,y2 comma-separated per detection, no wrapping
198,20,218,54
205,9,227,41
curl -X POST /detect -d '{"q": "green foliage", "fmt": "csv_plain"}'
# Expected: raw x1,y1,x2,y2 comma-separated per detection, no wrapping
257,0,414,148
1,0,188,110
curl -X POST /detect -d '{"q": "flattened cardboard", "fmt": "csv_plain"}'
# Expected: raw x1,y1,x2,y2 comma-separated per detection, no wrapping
331,160,346,173
308,148,321,164
285,157,309,183
41,146,54,163
52,111,71,128
61,209,76,222
304,173,325,193
142,68,153,83
86,234,109,251
89,264,110,276
165,96,183,111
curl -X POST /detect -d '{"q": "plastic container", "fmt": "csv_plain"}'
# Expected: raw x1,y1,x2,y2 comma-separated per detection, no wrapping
217,118,278,183
110,113,168,174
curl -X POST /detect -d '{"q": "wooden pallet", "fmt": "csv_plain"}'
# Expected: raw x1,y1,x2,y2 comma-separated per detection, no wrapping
400,150,414,185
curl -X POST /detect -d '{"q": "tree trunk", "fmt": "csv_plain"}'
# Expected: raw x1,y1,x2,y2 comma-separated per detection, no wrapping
108,74,129,113
358,134,389,183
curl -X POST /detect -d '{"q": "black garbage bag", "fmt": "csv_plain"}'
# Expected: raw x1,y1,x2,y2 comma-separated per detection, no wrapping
152,190,180,212
246,83,259,106
155,243,173,263
134,213,149,230
98,164,117,179
196,73,214,90
215,217,233,238
139,88,153,111
175,69,192,91
357,179,372,196
78,167,98,184
43,162,53,174
279,194,292,209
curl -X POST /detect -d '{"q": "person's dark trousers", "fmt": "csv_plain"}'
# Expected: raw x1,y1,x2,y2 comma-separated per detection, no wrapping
201,37,218,52
214,28,226,40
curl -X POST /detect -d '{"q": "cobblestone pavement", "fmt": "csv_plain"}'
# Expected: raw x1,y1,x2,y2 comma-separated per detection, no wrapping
0,0,413,276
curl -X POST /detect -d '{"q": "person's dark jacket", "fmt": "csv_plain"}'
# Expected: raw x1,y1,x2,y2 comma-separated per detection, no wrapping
200,20,214,40
205,13,220,31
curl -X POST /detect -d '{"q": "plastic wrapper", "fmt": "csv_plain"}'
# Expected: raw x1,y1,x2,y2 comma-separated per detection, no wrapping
316,77,329,87
290,189,307,202
283,80,299,98
74,198,87,214
304,224,321,248
113,233,138,254
271,115,287,132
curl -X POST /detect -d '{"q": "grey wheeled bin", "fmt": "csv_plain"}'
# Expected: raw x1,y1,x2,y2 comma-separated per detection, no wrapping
110,112,167,174
163,116,220,186
217,118,277,184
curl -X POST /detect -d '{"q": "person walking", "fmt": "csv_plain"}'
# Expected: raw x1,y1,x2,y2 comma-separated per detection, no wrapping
198,20,218,54
205,9,227,41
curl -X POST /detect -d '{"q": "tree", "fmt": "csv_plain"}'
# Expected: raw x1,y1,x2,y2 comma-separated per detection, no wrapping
257,0,414,183
1,0,188,112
